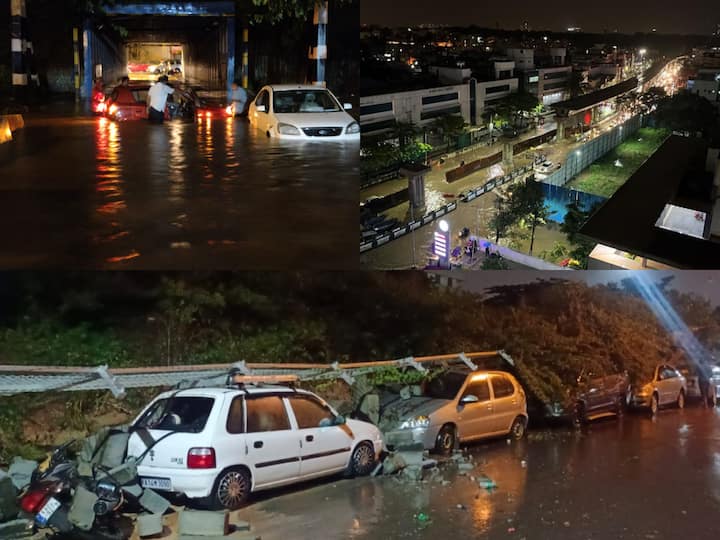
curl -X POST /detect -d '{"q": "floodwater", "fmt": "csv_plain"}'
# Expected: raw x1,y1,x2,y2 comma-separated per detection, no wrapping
0,106,358,269
223,407,720,540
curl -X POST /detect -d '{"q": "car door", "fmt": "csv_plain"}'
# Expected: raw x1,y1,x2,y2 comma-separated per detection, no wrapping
243,395,300,489
586,376,611,413
658,365,677,405
287,394,353,478
455,375,494,440
252,89,271,131
489,374,519,432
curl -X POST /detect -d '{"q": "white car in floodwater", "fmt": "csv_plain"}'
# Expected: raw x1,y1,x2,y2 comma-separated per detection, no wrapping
127,384,383,509
248,84,359,141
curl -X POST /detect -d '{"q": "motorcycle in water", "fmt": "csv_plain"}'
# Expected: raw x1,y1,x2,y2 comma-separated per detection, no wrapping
18,440,133,540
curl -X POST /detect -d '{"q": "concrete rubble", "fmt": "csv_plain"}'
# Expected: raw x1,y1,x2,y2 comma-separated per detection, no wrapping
0,428,255,539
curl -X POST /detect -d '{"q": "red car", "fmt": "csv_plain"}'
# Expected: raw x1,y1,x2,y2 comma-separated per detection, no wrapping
104,84,170,121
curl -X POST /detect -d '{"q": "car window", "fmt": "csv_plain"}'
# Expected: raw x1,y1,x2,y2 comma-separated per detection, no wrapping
132,89,148,103
226,396,244,434
463,378,491,402
273,90,341,113
491,375,514,398
288,395,335,429
424,371,468,400
663,367,677,379
256,90,268,110
246,396,291,432
135,396,214,433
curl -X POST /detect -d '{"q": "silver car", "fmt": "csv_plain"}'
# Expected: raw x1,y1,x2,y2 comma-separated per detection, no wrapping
631,364,687,415
379,369,528,454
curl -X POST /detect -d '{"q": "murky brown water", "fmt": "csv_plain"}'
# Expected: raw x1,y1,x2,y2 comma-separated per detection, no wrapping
0,108,357,269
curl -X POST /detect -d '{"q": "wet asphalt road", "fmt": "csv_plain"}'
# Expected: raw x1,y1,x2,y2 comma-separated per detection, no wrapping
226,406,720,540
0,106,357,269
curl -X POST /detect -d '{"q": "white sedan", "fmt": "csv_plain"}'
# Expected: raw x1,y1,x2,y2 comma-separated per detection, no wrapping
248,84,359,141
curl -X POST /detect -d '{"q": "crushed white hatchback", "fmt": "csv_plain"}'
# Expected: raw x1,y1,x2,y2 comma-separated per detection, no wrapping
126,381,383,509
248,84,359,140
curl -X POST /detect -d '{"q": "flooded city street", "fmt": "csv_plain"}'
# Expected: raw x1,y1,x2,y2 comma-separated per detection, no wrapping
224,407,720,540
0,107,358,269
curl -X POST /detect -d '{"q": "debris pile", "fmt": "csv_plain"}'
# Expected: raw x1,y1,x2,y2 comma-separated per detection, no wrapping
372,442,438,481
0,427,259,539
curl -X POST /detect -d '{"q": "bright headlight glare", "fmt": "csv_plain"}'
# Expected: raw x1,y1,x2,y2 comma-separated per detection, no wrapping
277,123,300,135
400,415,430,429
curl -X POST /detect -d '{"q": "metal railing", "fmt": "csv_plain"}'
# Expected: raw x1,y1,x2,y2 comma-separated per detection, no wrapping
0,351,514,398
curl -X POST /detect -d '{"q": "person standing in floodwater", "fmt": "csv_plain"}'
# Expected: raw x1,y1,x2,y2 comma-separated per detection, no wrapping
146,75,174,124
231,80,248,116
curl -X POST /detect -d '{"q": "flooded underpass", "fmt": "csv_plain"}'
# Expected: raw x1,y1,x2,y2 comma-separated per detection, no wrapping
0,107,357,269
219,407,720,540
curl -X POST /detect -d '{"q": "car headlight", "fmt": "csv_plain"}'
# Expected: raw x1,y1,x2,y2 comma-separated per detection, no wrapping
399,415,430,429
277,122,300,135
346,121,360,134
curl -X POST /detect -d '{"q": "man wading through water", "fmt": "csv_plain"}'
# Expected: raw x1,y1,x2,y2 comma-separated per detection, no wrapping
146,75,174,123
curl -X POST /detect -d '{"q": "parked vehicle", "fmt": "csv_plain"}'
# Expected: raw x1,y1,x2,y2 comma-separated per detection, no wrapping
126,380,384,510
631,364,687,415
546,370,631,425
375,368,528,454
248,84,359,140
675,360,720,407
18,440,132,540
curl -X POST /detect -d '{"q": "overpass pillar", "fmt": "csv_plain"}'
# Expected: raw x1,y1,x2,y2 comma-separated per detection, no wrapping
503,142,513,167
557,120,565,140
10,0,27,101
309,1,328,86
226,16,236,103
400,164,430,218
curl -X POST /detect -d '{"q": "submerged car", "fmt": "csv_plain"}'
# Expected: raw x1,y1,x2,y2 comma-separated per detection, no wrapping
631,363,687,415
546,370,631,425
103,84,171,121
376,368,528,454
127,383,383,510
248,84,359,140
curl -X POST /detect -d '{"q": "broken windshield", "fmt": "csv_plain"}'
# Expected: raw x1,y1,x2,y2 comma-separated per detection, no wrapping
135,396,214,433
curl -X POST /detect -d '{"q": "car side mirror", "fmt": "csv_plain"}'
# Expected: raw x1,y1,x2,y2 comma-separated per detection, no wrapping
459,394,479,405
343,103,353,110
256,104,266,113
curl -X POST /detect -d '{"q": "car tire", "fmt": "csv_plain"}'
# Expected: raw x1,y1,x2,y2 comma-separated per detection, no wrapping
649,393,659,416
709,391,718,408
676,390,685,409
349,441,376,476
509,416,526,440
615,396,625,418
203,466,251,510
572,402,586,427
434,424,457,455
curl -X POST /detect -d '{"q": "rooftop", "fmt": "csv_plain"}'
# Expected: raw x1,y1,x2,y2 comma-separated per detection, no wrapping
579,135,720,269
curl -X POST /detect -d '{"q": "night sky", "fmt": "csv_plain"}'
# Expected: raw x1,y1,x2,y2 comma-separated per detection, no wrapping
361,0,720,35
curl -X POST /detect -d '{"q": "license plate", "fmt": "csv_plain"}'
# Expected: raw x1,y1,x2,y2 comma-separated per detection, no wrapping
36,497,61,526
140,477,172,490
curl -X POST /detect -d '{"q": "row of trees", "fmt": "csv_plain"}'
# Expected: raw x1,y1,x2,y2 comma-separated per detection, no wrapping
488,178,549,256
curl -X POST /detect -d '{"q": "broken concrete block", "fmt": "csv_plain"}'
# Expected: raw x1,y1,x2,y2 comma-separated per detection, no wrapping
68,486,99,531
0,518,34,538
77,459,93,478
178,509,230,536
8,458,37,490
137,512,164,538
410,385,422,396
124,483,144,497
359,393,380,425
178,535,259,540
458,462,475,471
99,432,130,469
99,458,137,486
0,470,19,523
395,444,425,468
382,453,406,475
139,488,171,515
401,465,424,481
234,521,251,532
399,386,411,400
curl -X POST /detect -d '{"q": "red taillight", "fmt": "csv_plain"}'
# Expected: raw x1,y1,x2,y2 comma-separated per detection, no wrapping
187,447,216,469
21,490,48,513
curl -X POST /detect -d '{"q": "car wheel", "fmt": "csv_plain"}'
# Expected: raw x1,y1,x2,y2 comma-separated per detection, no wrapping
615,396,625,418
266,130,272,138
709,392,718,408
434,424,456,455
207,467,251,510
676,390,685,409
349,441,376,476
649,393,659,416
572,402,586,427
509,416,526,440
